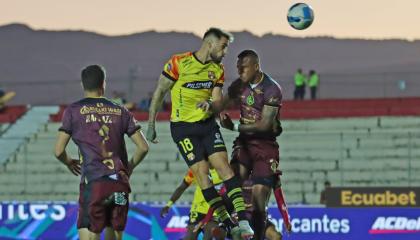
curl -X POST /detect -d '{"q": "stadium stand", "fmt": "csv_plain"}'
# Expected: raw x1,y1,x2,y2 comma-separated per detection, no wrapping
0,106,57,167
0,105,27,123
1,112,419,204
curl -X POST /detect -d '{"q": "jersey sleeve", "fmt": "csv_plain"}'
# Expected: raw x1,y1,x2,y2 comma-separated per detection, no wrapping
214,64,225,88
264,83,283,107
122,107,141,137
162,55,180,81
183,169,194,186
58,107,73,135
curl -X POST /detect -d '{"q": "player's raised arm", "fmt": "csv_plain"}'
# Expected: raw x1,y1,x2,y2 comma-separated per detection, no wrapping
197,68,236,113
211,77,246,113
146,74,175,143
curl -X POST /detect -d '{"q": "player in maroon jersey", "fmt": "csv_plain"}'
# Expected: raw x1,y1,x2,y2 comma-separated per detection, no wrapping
54,65,149,240
198,49,290,239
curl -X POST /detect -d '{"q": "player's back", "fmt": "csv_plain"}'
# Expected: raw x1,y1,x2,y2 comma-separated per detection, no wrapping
60,97,139,184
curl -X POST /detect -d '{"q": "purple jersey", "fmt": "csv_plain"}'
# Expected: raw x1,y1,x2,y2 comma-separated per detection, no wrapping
233,73,283,140
59,97,140,184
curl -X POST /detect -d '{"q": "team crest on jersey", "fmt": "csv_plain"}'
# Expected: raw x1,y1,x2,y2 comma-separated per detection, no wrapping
208,71,216,80
270,159,278,173
187,153,195,161
246,94,255,105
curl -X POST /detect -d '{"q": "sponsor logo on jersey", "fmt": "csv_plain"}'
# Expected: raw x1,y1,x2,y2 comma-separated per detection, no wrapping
183,81,213,90
369,216,420,234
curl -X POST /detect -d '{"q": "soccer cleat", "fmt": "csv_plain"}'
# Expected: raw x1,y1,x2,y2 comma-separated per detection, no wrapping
238,220,254,239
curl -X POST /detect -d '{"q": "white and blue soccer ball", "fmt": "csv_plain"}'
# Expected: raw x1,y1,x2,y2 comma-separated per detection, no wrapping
287,3,314,30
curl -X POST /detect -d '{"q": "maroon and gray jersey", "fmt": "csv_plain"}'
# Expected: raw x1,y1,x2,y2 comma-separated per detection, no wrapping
59,97,140,184
232,73,283,140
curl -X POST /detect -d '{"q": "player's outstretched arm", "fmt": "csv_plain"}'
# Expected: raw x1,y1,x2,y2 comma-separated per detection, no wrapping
54,131,81,176
160,179,190,218
196,92,232,113
128,130,149,175
211,86,234,113
147,74,174,143
197,79,242,113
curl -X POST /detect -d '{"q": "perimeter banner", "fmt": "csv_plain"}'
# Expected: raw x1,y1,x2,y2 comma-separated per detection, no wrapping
0,202,419,239
325,187,420,207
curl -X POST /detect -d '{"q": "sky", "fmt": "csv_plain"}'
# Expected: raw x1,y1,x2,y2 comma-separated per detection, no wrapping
0,0,418,40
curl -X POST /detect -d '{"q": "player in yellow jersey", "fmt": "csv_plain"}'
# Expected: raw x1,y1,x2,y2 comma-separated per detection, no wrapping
160,169,226,240
147,28,253,239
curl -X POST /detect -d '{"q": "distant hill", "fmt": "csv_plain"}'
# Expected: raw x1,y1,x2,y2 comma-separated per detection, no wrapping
1,23,419,104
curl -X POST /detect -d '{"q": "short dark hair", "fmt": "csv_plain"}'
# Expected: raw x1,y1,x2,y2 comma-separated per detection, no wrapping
203,28,234,42
237,49,260,64
81,65,105,91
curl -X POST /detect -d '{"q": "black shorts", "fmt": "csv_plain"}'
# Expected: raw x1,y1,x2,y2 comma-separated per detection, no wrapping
170,117,227,166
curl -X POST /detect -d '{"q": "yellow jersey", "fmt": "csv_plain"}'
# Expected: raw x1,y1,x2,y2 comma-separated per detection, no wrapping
183,169,223,214
162,52,225,122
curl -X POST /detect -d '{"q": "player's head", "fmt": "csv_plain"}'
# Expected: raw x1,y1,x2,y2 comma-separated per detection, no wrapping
81,65,106,94
237,49,260,83
203,28,233,63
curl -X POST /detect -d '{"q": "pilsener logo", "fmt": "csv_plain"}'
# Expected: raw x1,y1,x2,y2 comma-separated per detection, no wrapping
369,217,420,234
183,81,213,89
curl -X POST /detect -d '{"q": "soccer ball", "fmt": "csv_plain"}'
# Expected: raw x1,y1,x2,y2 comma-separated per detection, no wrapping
287,3,314,30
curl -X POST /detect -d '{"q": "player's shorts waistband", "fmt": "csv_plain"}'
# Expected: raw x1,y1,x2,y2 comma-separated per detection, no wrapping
170,116,215,126
82,173,128,185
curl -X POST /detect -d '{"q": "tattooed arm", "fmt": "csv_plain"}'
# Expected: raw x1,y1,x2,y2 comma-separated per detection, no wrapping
220,105,279,134
239,105,279,133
